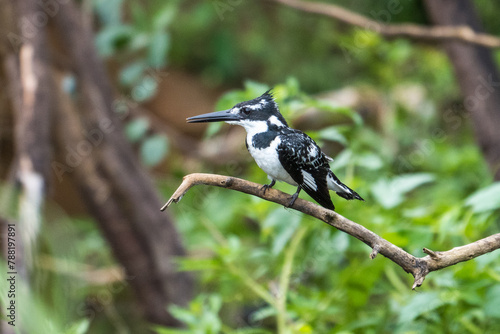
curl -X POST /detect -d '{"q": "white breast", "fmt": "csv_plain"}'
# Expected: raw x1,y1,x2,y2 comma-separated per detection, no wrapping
247,135,297,186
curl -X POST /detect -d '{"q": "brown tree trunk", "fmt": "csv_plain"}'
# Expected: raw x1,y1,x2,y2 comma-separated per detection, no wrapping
3,0,54,270
424,0,500,180
1,0,53,332
50,1,193,326
1,0,192,328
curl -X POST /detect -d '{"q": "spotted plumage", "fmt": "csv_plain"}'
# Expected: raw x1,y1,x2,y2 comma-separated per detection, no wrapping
187,90,364,210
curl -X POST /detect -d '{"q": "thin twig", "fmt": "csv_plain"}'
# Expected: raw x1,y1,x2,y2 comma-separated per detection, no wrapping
270,0,500,48
423,247,440,260
163,173,500,289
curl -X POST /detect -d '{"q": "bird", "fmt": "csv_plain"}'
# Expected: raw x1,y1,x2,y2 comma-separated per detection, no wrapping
187,90,363,210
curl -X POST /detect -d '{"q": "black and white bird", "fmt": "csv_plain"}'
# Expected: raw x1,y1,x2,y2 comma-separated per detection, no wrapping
187,90,363,210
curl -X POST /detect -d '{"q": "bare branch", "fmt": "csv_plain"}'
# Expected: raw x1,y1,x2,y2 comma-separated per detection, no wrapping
270,0,500,48
163,173,500,289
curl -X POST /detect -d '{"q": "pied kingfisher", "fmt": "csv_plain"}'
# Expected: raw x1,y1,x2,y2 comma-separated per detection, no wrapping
187,90,363,210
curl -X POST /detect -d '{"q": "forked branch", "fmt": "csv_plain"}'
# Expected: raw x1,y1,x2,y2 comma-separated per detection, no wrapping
163,173,500,289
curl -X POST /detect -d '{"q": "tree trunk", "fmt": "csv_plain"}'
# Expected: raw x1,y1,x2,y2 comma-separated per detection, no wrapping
1,0,53,332
51,0,193,326
0,0,193,328
424,0,500,180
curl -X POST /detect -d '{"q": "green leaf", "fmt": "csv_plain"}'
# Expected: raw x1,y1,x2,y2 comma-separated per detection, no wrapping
93,0,123,26
304,97,361,125
132,75,159,102
129,32,150,51
168,305,198,325
95,24,134,57
65,319,90,334
371,173,435,209
465,182,500,213
153,3,177,30
318,126,348,145
355,153,384,171
120,61,147,86
249,306,277,323
148,32,170,68
214,82,270,113
397,292,447,323
329,149,352,170
165,295,223,332
208,293,222,309
331,231,349,253
262,208,301,255
140,134,169,166
243,80,270,97
484,285,500,318
205,122,224,138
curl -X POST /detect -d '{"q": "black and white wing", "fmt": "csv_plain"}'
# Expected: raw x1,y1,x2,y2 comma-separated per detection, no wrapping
277,130,335,210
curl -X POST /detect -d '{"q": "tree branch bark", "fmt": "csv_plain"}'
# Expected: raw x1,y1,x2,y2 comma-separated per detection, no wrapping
270,0,500,48
163,173,500,289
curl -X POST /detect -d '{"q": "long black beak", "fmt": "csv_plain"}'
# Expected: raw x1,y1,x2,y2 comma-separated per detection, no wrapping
187,109,241,123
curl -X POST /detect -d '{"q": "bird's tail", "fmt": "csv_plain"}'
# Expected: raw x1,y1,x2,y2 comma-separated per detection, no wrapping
327,170,364,201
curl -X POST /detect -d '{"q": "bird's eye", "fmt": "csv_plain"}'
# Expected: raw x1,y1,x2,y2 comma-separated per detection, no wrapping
241,107,251,115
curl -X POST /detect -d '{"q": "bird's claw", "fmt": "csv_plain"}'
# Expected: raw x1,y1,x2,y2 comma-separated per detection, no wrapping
260,180,276,194
287,193,299,207
261,184,271,194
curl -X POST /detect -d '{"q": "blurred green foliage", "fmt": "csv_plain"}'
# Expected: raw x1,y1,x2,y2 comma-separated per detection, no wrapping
169,0,457,95
155,80,500,333
94,0,176,166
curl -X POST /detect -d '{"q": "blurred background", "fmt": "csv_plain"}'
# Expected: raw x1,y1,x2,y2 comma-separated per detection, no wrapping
1,0,500,333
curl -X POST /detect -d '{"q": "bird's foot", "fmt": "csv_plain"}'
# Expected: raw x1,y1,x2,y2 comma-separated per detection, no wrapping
287,186,302,207
260,179,276,194
287,192,299,207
